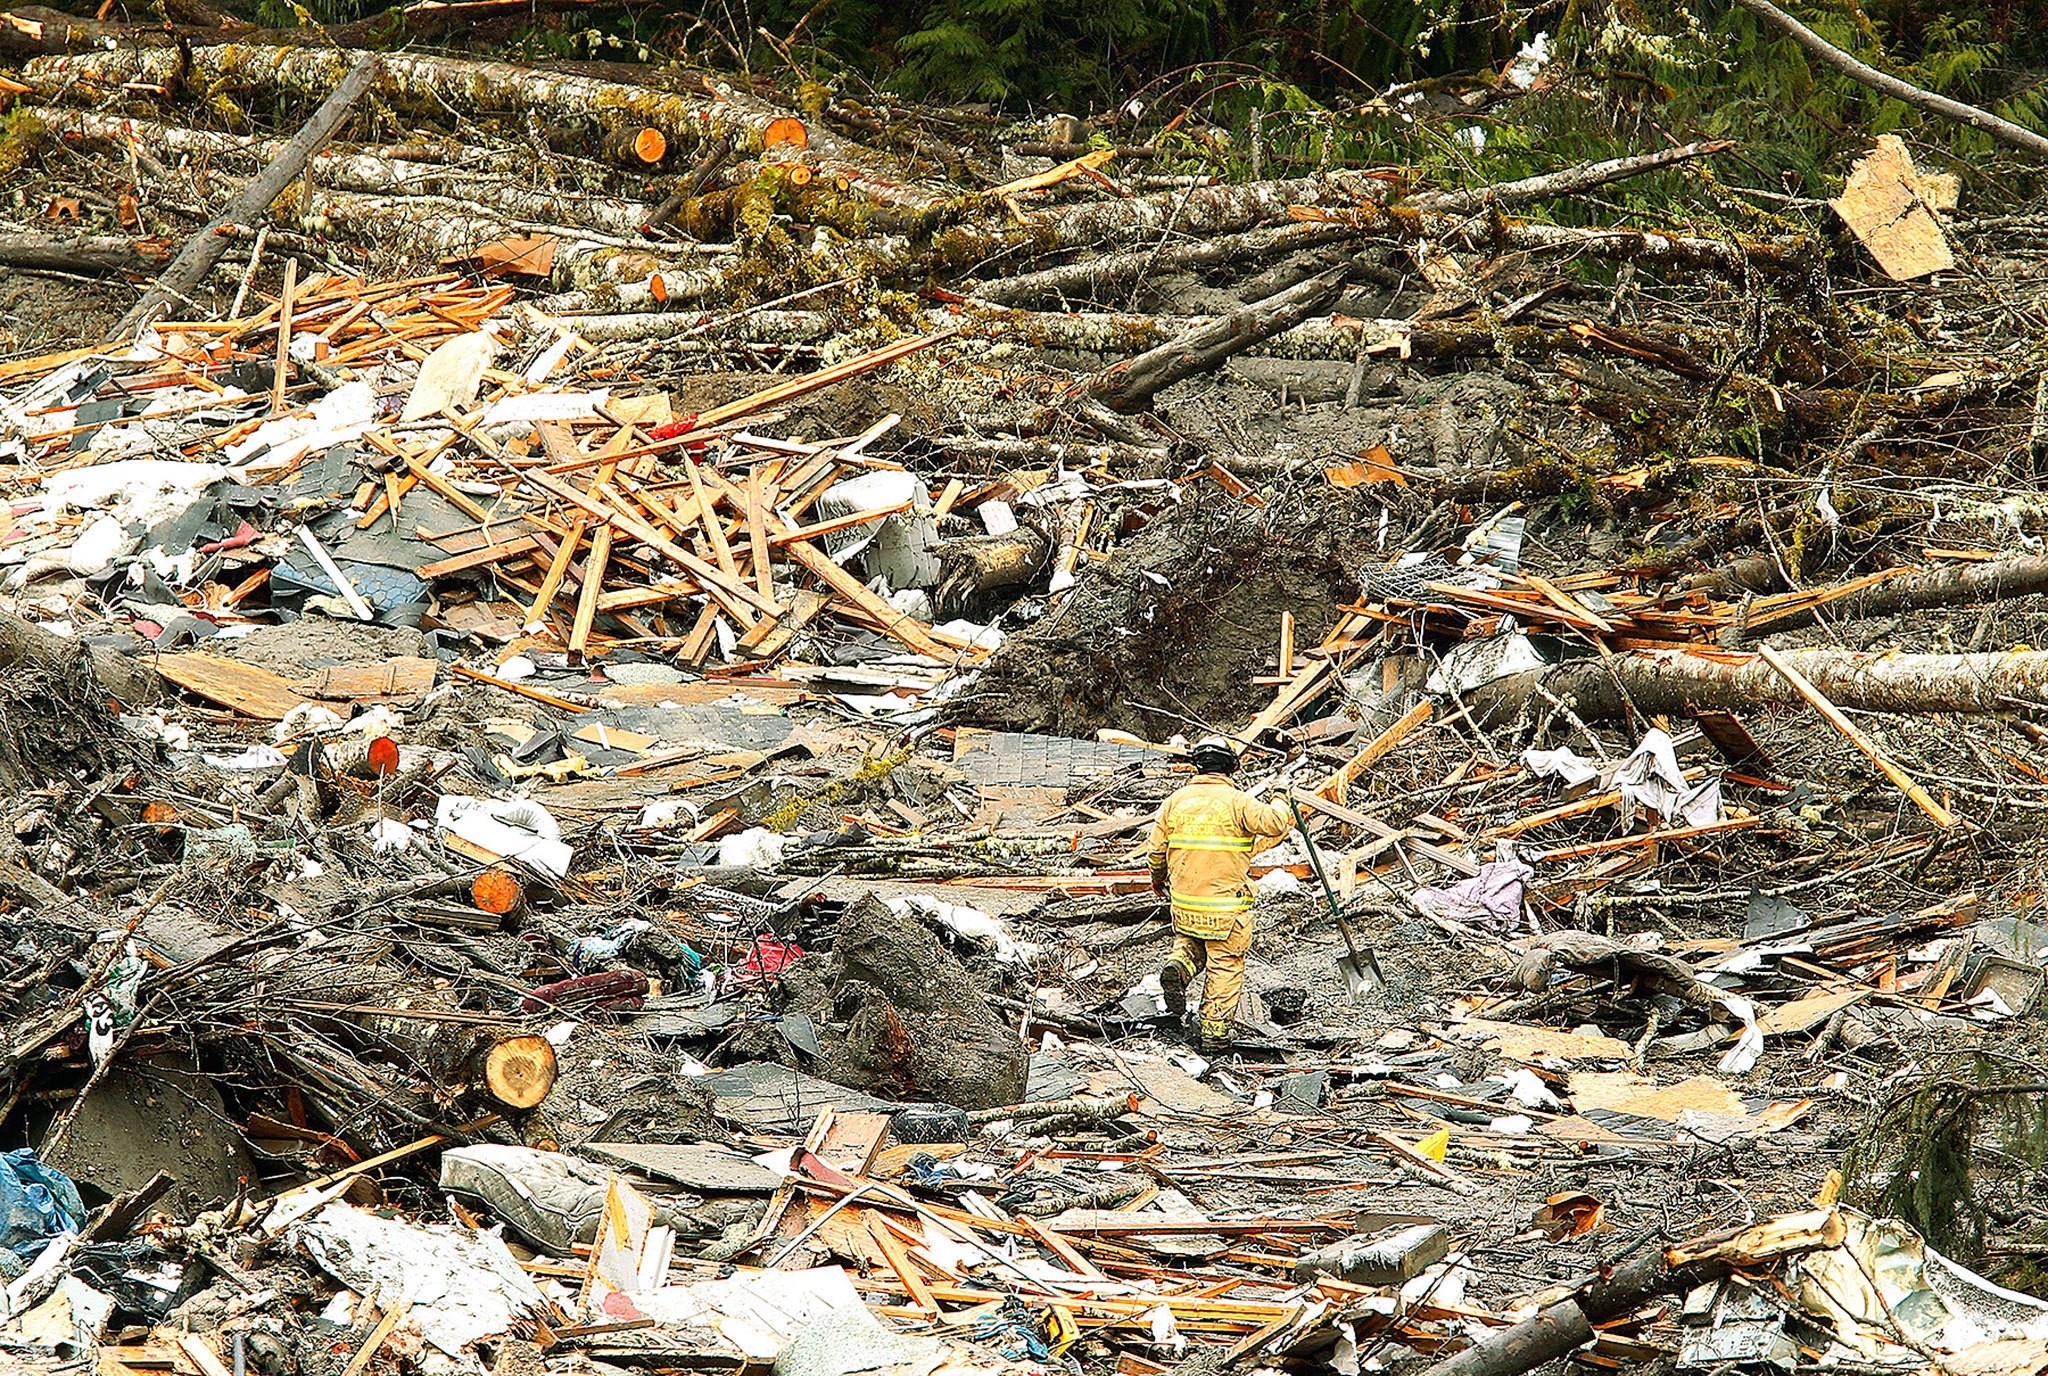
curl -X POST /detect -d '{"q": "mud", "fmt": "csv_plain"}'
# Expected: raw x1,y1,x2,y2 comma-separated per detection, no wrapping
964,486,1382,738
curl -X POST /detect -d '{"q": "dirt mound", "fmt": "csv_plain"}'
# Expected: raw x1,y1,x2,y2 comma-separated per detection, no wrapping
962,485,1384,738
779,896,1025,1110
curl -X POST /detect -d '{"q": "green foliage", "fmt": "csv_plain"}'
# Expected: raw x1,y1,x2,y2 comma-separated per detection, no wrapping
1842,1053,2048,1289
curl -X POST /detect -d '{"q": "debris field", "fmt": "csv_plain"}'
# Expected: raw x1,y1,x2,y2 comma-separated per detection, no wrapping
3,21,2048,1376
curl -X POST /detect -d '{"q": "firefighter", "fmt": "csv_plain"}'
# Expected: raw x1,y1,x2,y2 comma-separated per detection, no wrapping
1147,735,1293,1047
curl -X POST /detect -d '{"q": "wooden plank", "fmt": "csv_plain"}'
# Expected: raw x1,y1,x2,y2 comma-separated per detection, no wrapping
865,1213,937,1312
782,535,949,658
1317,701,1432,805
340,1302,411,1376
682,453,740,579
741,587,830,659
570,523,615,659
292,657,439,704
521,468,781,619
526,520,585,632
418,536,543,578
154,652,313,720
271,257,296,414
1756,644,1957,830
745,465,775,600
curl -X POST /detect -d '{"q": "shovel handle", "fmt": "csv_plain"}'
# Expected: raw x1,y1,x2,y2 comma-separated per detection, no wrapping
1287,795,1368,963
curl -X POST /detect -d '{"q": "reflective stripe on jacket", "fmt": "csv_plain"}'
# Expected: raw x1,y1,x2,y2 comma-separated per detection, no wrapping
1146,776,1292,938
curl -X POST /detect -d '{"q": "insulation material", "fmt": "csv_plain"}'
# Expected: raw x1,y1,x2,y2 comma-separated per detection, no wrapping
285,1202,545,1355
813,470,941,590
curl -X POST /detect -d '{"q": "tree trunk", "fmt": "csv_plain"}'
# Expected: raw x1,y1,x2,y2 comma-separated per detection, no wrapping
113,52,377,339
971,220,1367,307
36,107,657,239
1744,554,2048,636
1080,266,1349,412
1469,644,2048,722
24,42,951,208
935,525,1052,596
0,232,171,274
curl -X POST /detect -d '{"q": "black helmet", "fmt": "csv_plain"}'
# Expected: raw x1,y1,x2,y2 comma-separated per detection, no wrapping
1190,735,1240,774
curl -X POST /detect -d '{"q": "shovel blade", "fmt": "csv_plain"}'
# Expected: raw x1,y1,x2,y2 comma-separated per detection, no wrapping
1337,952,1381,999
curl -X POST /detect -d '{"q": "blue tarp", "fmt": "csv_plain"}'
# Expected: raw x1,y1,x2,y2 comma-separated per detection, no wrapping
0,1149,84,1259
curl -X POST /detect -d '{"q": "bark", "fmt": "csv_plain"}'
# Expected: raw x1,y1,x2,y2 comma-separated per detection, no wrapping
311,191,729,298
970,220,1368,307
37,108,655,239
1420,1247,1725,1376
1468,645,2048,722
1745,554,2048,635
889,172,1370,280
1733,0,2048,159
113,53,377,339
935,525,1052,595
24,42,951,209
1082,266,1349,411
0,232,170,273
1407,140,1733,215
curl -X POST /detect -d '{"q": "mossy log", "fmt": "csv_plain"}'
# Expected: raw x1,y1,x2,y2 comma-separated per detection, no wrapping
37,107,654,239
22,41,951,207
1080,266,1348,412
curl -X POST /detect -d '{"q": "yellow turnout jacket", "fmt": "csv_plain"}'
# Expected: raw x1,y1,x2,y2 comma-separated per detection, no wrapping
1147,775,1293,938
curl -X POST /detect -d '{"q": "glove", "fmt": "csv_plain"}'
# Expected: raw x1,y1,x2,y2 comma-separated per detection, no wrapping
1150,869,1166,896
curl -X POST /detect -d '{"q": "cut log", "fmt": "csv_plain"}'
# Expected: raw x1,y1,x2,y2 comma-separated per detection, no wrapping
1469,644,2048,722
25,42,950,208
112,52,377,339
935,525,1053,597
0,232,171,273
477,1034,557,1110
1080,267,1348,412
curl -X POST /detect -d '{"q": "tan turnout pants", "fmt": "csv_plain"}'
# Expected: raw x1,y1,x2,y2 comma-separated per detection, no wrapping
1166,910,1254,1039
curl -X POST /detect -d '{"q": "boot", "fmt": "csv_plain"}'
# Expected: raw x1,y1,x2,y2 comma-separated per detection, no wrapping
1158,958,1189,1019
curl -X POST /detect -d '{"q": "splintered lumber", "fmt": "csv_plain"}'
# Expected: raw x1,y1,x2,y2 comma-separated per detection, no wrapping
113,53,378,339
1755,643,1958,830
568,523,615,657
1319,701,1433,804
781,536,949,659
693,331,957,429
520,468,779,620
526,520,585,631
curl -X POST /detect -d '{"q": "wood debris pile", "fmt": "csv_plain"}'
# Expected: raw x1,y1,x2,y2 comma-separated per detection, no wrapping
10,12,2048,1376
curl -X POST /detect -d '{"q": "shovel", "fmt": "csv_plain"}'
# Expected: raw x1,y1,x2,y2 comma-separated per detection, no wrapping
1287,795,1385,998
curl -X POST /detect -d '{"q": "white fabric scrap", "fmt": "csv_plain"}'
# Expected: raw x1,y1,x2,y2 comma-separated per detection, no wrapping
1616,728,1721,828
1522,746,1599,788
1717,993,1765,1073
435,795,572,878
1412,857,1535,932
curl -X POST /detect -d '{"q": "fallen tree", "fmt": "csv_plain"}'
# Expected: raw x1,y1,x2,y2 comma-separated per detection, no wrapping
1470,643,2048,721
